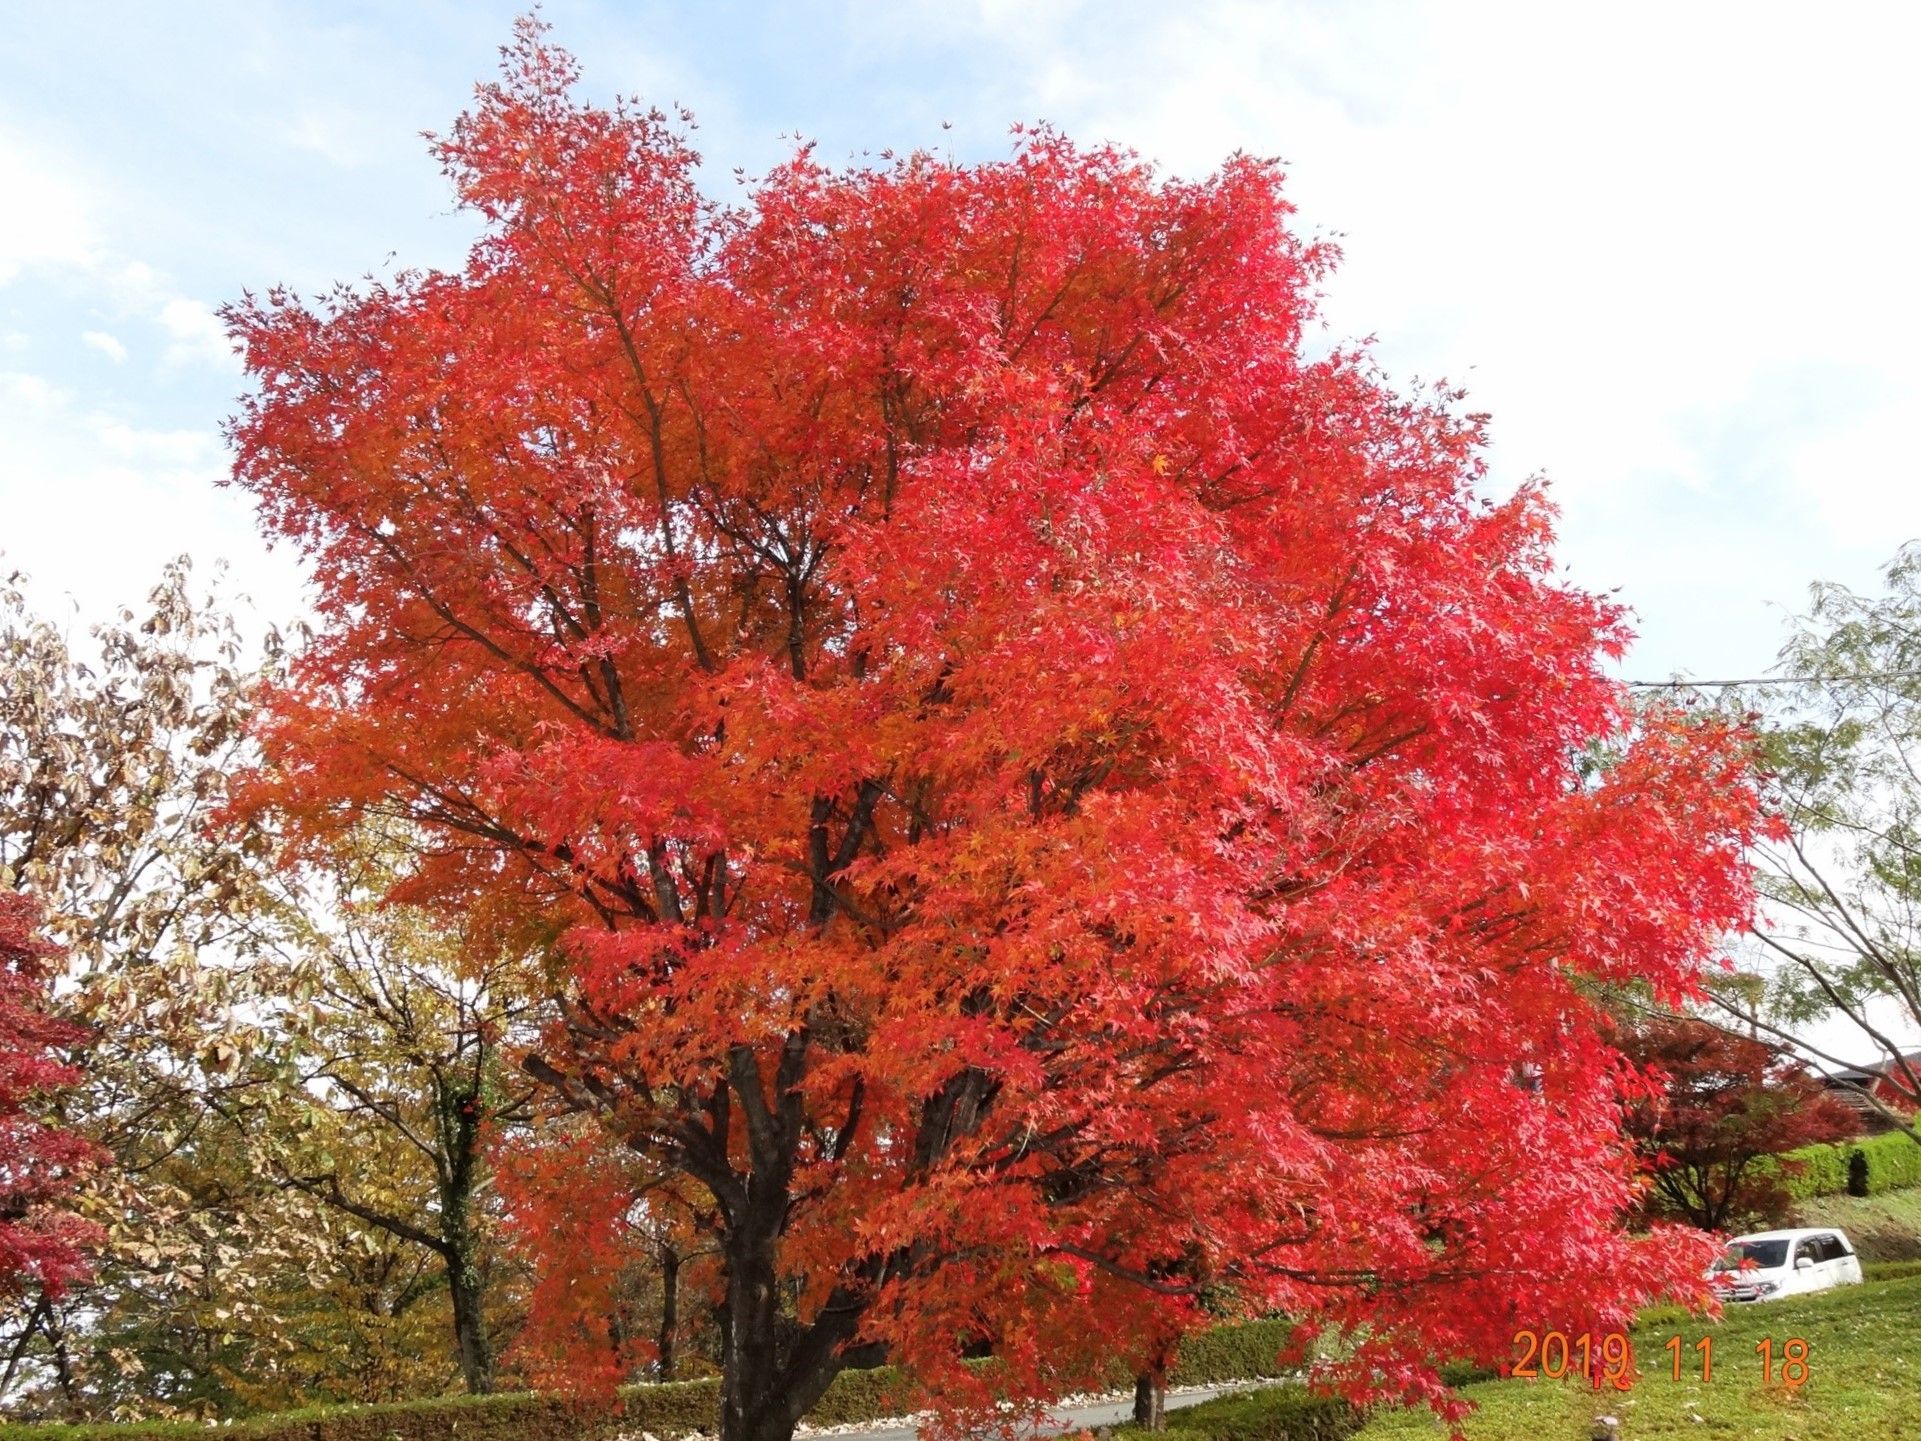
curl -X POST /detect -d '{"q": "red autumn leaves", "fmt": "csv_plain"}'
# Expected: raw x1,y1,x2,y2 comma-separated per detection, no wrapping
0,894,100,1300
219,18,1767,1429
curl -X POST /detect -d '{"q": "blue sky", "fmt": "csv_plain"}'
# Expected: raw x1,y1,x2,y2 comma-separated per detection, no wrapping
4,0,1920,688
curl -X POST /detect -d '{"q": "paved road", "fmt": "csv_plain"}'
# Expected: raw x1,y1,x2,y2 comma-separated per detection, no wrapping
820,1382,1260,1441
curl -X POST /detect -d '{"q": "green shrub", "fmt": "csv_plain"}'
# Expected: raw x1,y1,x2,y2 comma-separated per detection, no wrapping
1777,1138,1852,1200
1861,1130,1921,1193
1773,1128,1921,1202
1864,1258,1921,1282
0,1390,639,1441
805,1365,917,1427
1434,1360,1497,1388
1169,1319,1298,1386
1115,1386,1363,1441
0,1318,1299,1441
0,1380,723,1441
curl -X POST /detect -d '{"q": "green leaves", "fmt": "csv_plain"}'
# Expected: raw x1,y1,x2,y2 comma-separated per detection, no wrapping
1738,545,1921,1121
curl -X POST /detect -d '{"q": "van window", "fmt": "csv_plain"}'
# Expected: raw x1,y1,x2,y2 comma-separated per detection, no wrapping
1715,1239,1789,1270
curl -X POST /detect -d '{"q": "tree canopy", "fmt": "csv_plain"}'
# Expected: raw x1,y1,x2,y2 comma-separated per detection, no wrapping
1619,1015,1858,1231
223,20,1766,1435
1726,544,1921,1129
0,892,98,1309
0,570,535,1417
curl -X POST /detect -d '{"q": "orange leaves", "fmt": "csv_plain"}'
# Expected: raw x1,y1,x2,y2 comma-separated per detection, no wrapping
494,1125,661,1397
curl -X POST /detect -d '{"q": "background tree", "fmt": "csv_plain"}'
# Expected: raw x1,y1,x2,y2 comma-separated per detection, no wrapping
0,891,102,1384
0,562,300,1416
222,1131,480,1410
499,1116,723,1388
225,22,1766,1435
1618,1015,1858,1230
1712,543,1921,1134
0,570,540,1417
267,838,543,1397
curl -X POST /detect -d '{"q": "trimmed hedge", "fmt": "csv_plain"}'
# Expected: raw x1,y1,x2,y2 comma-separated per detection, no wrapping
1434,1360,1497,1389
1864,1258,1921,1283
1169,1318,1297,1387
0,1318,1296,1441
1118,1386,1363,1441
1779,1139,1851,1200
1775,1128,1921,1202
1859,1130,1921,1193
0,1381,720,1441
802,1366,916,1429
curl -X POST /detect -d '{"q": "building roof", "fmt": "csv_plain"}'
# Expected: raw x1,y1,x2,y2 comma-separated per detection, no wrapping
1825,1052,1921,1083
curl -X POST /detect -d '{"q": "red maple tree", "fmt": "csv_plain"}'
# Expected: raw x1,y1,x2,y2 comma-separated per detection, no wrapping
225,20,1765,1435
0,892,102,1299
1619,1017,1858,1231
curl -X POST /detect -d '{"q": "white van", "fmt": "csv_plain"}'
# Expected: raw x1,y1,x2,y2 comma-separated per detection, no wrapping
1710,1227,1864,1301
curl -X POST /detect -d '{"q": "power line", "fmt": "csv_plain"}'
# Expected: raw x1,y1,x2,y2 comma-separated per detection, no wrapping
1627,672,1921,690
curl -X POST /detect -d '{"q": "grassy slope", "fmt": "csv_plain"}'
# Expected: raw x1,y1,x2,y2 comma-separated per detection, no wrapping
1353,1275,1921,1440
1791,1188,1921,1261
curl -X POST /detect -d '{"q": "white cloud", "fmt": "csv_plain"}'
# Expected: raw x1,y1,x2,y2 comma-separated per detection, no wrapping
0,137,237,374
0,367,294,623
82,329,128,364
283,110,373,168
155,297,238,371
0,371,62,414
0,126,99,284
864,0,1921,678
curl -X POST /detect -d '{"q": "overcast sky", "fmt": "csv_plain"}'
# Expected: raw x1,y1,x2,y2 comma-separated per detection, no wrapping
5,0,1920,684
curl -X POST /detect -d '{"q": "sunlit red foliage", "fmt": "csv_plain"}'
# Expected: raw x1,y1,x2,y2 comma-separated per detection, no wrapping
224,19,1765,1437
1620,1016,1859,1231
0,892,102,1297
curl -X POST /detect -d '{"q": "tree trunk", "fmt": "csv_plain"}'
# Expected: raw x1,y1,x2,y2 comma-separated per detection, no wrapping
658,1242,681,1381
47,1309,76,1414
0,1294,50,1400
448,1247,495,1395
716,1199,859,1441
442,1083,494,1394
708,1038,884,1441
720,1223,798,1441
1133,1360,1168,1430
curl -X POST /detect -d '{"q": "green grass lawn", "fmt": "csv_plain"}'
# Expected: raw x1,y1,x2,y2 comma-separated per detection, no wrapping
1792,1188,1921,1261
1351,1274,1921,1440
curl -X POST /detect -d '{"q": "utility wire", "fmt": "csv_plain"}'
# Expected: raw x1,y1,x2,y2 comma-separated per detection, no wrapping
1627,672,1921,690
